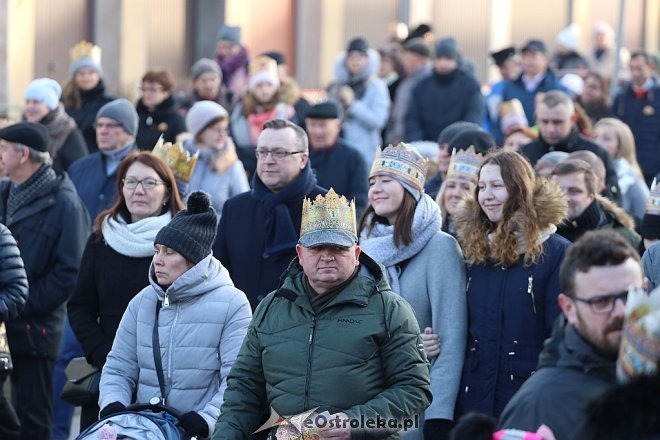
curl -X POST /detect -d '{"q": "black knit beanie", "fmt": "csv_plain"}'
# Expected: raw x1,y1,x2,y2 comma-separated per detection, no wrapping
155,191,217,264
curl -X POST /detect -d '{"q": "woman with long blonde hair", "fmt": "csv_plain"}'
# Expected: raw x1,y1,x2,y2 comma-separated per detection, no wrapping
453,150,570,418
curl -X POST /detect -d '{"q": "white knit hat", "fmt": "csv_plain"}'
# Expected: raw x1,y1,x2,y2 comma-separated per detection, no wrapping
185,101,229,138
556,23,581,51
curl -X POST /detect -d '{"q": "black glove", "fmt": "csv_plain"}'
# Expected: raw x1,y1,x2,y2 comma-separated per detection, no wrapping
99,401,126,419
423,418,453,440
180,411,209,437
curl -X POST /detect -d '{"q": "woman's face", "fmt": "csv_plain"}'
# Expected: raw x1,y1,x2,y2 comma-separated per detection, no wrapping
581,75,604,104
24,99,50,122
122,161,169,223
140,81,169,109
478,164,509,225
153,244,192,285
502,131,533,152
594,124,619,159
251,82,278,103
198,119,229,149
443,178,474,215
368,174,405,225
74,67,101,91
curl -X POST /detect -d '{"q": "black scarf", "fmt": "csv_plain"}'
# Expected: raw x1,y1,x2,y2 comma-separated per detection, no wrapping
250,163,317,255
7,164,57,219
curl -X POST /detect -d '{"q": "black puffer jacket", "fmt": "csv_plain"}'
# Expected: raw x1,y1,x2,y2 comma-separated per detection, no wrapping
0,223,28,322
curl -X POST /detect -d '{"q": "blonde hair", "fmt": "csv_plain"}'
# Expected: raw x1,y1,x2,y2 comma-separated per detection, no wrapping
594,118,644,179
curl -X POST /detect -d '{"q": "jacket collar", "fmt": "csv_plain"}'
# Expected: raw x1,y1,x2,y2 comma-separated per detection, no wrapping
538,126,582,150
0,170,69,226
556,325,617,380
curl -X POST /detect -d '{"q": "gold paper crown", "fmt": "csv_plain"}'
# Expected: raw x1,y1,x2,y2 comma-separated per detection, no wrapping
249,55,278,77
446,147,483,184
646,179,660,216
70,40,101,64
370,143,428,192
300,188,357,239
151,138,199,183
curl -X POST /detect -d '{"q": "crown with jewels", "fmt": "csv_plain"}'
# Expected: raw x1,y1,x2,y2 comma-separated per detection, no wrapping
646,179,660,216
370,143,428,192
70,40,101,65
446,146,483,184
300,188,357,242
151,137,199,183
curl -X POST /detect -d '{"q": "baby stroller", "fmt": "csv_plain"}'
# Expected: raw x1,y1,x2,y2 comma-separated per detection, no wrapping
76,402,198,440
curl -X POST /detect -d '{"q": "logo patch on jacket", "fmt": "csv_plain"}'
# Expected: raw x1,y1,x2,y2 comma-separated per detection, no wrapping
337,318,363,325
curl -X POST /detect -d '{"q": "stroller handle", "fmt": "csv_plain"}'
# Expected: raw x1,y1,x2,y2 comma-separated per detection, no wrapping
124,402,184,420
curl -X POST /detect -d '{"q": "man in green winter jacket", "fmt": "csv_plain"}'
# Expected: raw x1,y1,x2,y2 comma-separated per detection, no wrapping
214,189,431,439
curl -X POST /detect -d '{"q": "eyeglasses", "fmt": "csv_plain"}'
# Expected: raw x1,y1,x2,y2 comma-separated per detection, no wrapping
123,177,166,189
93,122,122,130
568,290,630,314
255,148,305,160
140,85,165,93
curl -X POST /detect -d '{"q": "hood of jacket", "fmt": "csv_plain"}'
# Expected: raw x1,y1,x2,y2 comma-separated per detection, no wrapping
455,176,568,238
148,254,235,303
332,48,380,84
597,195,636,230
548,323,617,381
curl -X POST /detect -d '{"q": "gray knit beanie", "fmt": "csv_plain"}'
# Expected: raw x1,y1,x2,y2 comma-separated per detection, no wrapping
155,191,218,264
95,99,139,136
191,58,222,81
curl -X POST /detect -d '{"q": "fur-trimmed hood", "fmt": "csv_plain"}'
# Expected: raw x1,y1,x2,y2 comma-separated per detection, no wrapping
332,48,381,83
597,195,636,230
454,177,568,234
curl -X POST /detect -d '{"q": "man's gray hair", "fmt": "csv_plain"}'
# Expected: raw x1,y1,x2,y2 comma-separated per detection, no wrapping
262,119,309,153
12,143,52,165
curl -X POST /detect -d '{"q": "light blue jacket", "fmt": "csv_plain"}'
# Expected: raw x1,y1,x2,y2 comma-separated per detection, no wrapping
99,255,252,436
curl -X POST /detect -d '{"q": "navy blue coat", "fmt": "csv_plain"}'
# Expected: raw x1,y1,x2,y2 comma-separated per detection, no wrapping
455,234,570,417
612,79,660,184
501,70,566,125
213,185,326,310
0,170,90,358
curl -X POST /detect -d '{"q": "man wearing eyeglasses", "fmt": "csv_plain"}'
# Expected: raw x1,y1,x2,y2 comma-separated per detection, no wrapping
213,119,326,310
0,122,90,439
499,230,644,440
68,98,139,220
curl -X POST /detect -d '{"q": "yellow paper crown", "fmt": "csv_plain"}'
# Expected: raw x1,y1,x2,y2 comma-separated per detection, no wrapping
646,179,660,216
370,143,428,192
446,147,483,184
70,40,101,65
300,188,357,240
151,138,199,183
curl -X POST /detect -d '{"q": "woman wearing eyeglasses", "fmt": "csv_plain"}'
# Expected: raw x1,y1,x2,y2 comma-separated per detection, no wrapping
135,68,187,151
184,101,249,214
452,150,571,418
68,152,184,430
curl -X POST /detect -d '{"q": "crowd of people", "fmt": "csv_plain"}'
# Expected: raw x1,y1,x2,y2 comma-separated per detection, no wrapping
0,19,658,440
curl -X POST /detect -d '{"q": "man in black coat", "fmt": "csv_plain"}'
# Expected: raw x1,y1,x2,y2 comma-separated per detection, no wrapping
305,102,368,215
0,122,90,439
213,119,326,310
499,230,641,439
522,90,620,202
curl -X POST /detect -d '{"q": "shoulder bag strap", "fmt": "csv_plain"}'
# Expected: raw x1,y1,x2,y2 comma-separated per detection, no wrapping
152,300,168,405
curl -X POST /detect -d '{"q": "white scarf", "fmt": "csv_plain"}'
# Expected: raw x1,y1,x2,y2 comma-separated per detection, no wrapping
102,212,172,257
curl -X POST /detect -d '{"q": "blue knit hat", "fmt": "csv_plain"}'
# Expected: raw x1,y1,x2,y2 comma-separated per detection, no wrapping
24,78,61,111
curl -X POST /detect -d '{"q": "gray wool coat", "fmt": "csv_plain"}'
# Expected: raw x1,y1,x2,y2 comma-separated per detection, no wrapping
99,254,251,436
398,232,467,429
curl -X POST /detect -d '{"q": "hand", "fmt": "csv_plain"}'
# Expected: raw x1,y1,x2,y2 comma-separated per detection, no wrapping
338,86,355,107
422,327,441,360
180,411,209,437
99,401,125,419
318,412,351,439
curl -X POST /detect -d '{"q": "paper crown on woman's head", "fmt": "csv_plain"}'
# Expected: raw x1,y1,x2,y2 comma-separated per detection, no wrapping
370,143,428,201
446,146,483,184
69,40,103,77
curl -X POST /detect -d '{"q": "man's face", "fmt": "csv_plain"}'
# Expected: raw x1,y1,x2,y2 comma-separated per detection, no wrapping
553,171,595,219
521,50,547,77
0,140,24,181
306,118,341,151
434,57,458,74
296,244,361,293
630,56,653,87
401,51,424,75
256,127,308,192
536,102,573,145
193,72,221,100
559,258,642,360
95,117,133,152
